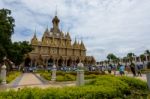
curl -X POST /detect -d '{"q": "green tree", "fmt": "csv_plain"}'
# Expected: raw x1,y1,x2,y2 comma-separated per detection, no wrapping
107,53,117,63
0,8,15,62
127,52,135,62
8,41,33,66
0,9,33,70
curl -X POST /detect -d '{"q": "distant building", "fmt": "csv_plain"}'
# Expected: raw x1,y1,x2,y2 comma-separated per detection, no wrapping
24,15,95,68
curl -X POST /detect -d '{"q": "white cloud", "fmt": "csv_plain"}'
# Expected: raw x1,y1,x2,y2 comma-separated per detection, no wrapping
0,0,150,61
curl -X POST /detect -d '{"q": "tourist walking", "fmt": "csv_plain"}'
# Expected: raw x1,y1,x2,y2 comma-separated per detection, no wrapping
119,64,125,76
112,64,117,75
130,62,136,77
125,64,130,75
137,64,142,77
108,64,112,74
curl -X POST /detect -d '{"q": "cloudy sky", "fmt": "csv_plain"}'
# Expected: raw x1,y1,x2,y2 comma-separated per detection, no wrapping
0,0,150,61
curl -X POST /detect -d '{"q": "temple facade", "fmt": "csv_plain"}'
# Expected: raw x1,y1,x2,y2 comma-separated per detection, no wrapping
24,15,95,68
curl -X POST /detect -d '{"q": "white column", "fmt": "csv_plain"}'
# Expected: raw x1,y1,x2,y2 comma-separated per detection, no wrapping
76,62,84,86
51,64,57,81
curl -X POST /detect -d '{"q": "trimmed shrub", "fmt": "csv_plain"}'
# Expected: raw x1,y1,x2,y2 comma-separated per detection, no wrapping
56,75,65,81
39,71,103,81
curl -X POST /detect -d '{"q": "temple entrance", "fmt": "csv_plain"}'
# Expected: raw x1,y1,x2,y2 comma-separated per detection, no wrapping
24,57,31,67
67,59,72,66
84,59,87,66
58,58,63,66
32,59,36,67
48,58,53,66
76,58,80,64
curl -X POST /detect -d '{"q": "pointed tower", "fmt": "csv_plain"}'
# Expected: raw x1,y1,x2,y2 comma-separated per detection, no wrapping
80,40,86,50
42,36,47,45
31,31,38,45
43,26,49,37
50,15,60,33
73,37,78,48
66,32,71,40
60,31,64,38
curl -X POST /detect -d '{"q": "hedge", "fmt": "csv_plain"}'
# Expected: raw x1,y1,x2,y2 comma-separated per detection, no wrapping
38,70,104,81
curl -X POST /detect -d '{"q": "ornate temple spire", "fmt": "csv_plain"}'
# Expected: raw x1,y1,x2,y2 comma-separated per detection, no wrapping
73,37,78,48
66,32,71,40
77,41,80,48
43,26,49,37
80,40,85,50
60,31,64,37
51,14,60,33
31,30,38,45
33,29,37,38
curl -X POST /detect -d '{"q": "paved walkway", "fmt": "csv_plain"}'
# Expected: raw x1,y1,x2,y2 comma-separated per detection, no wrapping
9,73,75,90
18,73,43,86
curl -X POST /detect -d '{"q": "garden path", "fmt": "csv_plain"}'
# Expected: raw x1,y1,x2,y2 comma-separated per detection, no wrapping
9,73,75,90
17,73,43,86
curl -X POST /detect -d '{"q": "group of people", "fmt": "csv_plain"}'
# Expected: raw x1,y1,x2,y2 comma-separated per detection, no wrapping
99,62,143,77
